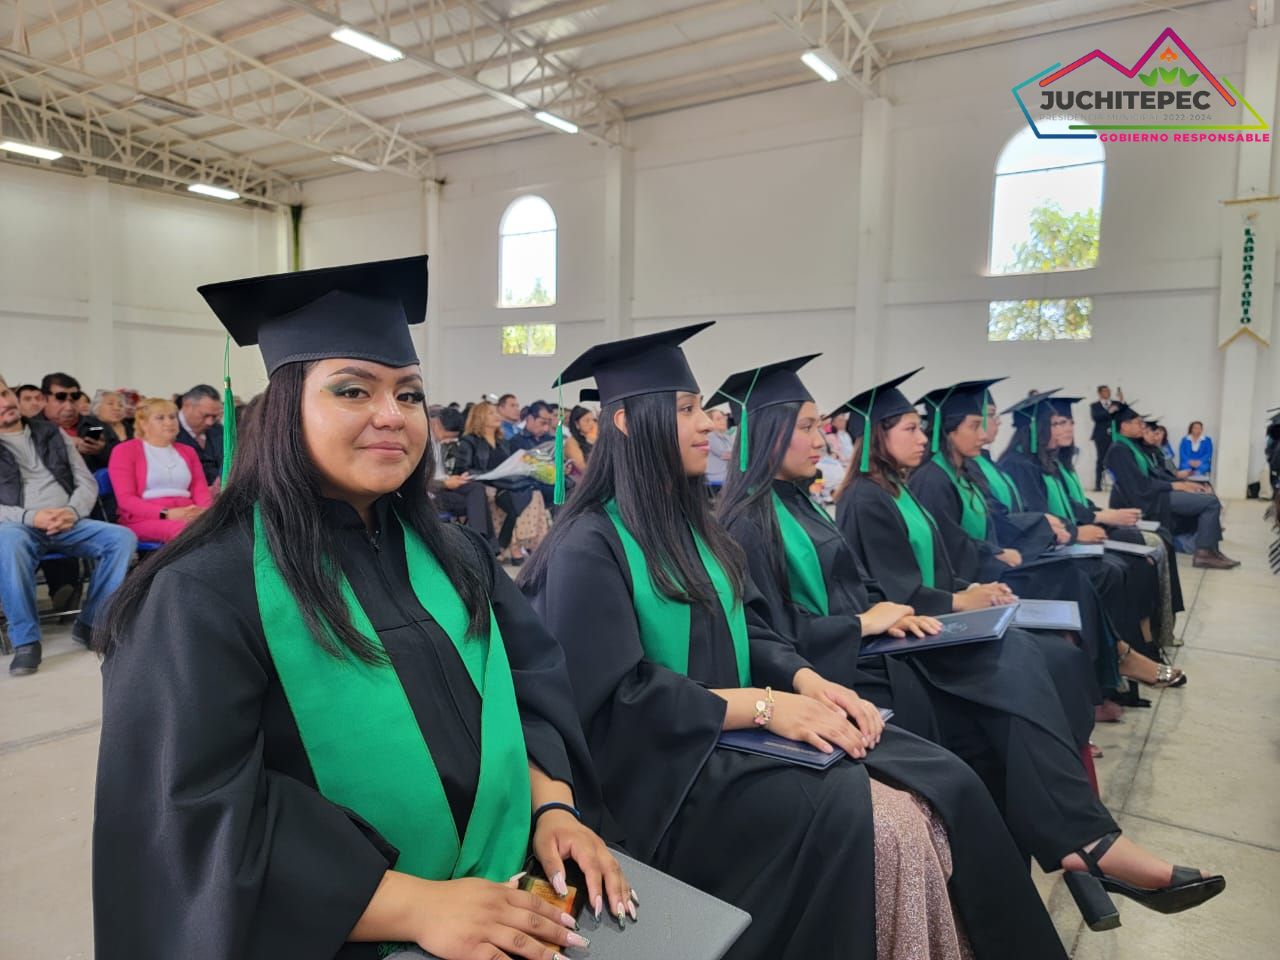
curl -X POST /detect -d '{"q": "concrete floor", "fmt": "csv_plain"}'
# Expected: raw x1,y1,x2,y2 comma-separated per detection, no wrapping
2,500,1277,958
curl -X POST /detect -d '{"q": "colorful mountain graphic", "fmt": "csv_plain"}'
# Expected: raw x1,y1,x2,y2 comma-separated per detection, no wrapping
1011,26,1267,138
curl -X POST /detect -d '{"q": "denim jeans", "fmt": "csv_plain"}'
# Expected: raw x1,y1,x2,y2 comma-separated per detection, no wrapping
0,520,137,648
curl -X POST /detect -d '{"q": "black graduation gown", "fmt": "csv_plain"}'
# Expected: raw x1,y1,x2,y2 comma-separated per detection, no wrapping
835,478,1117,870
1000,449,1165,647
910,458,1115,698
94,498,598,960
526,508,1067,960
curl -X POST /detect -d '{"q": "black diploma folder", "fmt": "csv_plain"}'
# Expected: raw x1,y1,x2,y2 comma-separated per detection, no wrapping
408,848,751,960
716,708,895,769
1012,599,1082,632
858,605,1017,658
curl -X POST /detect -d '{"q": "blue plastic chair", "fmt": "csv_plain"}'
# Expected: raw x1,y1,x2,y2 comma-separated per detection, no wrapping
93,469,164,553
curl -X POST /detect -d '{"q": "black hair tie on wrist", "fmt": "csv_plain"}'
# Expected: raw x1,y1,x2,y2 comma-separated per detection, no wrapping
532,801,582,830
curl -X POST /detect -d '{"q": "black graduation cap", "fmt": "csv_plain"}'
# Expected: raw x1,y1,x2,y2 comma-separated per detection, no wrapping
915,377,1008,453
1109,402,1144,425
1048,395,1083,418
553,322,713,405
705,355,820,473
1143,413,1162,428
1002,389,1061,453
198,255,427,376
833,368,924,472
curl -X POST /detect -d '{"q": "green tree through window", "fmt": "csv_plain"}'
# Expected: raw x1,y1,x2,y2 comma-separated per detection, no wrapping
989,201,1098,341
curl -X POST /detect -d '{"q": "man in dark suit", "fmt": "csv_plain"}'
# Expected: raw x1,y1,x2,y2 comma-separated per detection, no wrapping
175,384,224,489
1089,384,1122,491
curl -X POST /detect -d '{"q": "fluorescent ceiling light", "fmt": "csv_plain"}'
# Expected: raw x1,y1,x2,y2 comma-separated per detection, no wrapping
330,26,404,62
801,49,840,83
331,154,381,172
1,140,63,161
187,183,240,201
534,111,578,135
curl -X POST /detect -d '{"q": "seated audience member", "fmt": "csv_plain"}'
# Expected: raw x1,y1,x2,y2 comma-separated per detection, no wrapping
428,406,497,552
175,384,225,488
509,400,555,452
569,404,597,460
16,384,44,419
1145,422,1188,479
91,390,133,462
1179,421,1213,478
108,398,212,543
453,401,541,563
77,392,92,417
1105,404,1238,568
496,391,522,439
705,407,733,485
826,409,854,467
0,374,137,675
38,372,110,471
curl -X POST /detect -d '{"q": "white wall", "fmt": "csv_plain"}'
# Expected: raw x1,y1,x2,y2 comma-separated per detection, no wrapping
295,2,1272,488
0,164,285,398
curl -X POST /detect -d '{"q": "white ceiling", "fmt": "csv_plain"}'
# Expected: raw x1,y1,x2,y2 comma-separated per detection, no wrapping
0,1,1220,205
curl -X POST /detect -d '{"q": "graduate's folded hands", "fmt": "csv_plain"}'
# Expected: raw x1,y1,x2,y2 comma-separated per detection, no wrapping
766,691,870,758
954,582,1017,611
1075,524,1107,544
792,669,884,750
888,614,943,639
857,601,915,637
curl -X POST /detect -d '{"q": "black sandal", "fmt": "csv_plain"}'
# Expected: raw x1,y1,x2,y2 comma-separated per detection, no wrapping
1064,832,1226,932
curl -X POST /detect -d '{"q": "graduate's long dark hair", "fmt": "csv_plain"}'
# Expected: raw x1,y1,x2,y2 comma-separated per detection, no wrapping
518,391,746,605
834,413,910,501
717,402,804,594
1000,414,1058,475
98,361,490,660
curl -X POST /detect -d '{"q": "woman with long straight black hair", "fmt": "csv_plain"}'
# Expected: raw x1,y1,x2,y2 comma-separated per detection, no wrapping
833,370,1224,932
92,258,632,960
519,328,1070,960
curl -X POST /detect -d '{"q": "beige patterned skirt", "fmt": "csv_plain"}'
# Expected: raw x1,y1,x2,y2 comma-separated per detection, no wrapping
869,780,973,960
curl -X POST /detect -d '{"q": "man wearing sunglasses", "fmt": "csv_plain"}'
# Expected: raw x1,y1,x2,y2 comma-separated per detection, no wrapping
37,373,110,472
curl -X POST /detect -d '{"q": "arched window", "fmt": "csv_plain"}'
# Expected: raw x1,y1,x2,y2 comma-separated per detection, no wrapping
499,195,557,307
989,120,1104,275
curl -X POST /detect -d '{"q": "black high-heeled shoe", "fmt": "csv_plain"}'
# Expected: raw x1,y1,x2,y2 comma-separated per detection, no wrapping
1064,832,1226,932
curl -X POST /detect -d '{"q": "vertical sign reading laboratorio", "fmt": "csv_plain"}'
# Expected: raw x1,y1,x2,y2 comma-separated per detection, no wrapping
1217,205,1274,348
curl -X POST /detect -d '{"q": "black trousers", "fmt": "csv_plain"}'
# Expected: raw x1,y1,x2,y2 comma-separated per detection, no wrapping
433,482,496,550
1093,435,1112,489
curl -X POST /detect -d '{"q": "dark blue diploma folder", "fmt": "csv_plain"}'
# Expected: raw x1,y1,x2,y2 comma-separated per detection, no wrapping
716,709,895,769
858,605,1016,659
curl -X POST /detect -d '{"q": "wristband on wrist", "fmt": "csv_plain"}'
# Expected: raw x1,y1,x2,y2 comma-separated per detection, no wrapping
531,801,581,830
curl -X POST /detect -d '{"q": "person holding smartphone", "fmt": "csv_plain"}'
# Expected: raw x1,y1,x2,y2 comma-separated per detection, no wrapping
36,372,111,470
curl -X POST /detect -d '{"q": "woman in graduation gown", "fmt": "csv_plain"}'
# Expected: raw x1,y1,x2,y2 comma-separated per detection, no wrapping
998,394,1183,677
1105,403,1239,569
831,370,1224,930
93,257,633,960
907,381,1153,702
519,325,1069,960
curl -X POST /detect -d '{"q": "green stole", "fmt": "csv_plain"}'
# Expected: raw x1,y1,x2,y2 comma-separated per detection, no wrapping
253,506,531,883
890,486,938,588
1042,472,1073,520
1061,466,1090,507
973,454,1022,511
603,499,750,686
771,489,834,617
930,453,989,540
1114,435,1150,476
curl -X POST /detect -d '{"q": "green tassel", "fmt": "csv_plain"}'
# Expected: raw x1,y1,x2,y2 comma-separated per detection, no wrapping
982,390,989,431
722,368,763,474
858,387,878,473
930,407,942,454
1030,411,1038,454
221,335,237,486
553,381,566,506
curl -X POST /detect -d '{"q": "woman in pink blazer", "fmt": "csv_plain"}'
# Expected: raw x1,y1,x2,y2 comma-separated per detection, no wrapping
107,397,212,543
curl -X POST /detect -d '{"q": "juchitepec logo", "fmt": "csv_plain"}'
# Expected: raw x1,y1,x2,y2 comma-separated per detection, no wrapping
1013,27,1269,143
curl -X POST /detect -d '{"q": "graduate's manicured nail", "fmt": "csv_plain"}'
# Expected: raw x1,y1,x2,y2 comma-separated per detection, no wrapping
551,871,568,896
616,904,627,928
507,871,527,886
559,912,577,929
567,932,590,948
629,888,640,906
626,900,638,921
554,953,569,960
594,895,603,920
